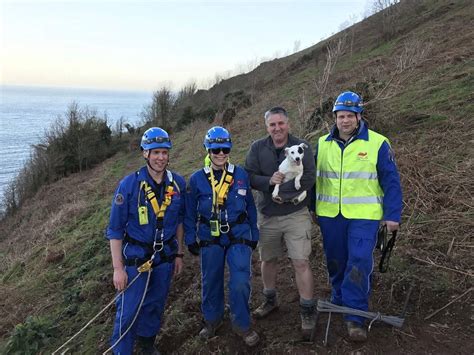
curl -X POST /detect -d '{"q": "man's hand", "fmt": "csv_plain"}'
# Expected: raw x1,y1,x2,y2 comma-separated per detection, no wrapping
311,213,319,226
174,257,184,276
113,267,128,291
187,242,200,256
384,220,400,233
269,171,285,186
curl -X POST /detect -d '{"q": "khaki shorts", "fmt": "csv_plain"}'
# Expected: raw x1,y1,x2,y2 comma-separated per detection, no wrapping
257,208,312,261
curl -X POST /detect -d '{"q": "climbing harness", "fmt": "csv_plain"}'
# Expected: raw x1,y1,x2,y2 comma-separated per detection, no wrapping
198,212,257,250
377,225,398,273
203,164,234,237
198,164,256,250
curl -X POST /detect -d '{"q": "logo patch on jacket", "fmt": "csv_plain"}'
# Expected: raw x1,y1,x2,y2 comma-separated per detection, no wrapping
357,151,368,160
114,193,124,205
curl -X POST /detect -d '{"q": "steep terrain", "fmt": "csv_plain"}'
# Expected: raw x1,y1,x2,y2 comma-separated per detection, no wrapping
1,0,473,353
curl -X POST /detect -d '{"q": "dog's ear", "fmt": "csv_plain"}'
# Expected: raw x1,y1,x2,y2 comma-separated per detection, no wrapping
284,147,290,156
299,143,308,149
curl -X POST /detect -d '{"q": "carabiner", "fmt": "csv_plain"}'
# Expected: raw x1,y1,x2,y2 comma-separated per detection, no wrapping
153,241,164,252
220,209,230,233
220,222,230,234
154,229,164,252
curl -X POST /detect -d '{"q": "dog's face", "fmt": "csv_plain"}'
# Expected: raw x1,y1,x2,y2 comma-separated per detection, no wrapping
284,143,308,166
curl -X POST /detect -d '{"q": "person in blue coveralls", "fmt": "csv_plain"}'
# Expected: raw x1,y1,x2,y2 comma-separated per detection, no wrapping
184,126,260,347
106,127,186,354
313,91,402,342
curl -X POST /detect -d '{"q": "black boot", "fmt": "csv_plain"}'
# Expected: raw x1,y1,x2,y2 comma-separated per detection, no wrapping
136,336,160,355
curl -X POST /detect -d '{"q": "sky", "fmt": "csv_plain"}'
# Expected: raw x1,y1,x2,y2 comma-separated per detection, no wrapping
1,0,370,92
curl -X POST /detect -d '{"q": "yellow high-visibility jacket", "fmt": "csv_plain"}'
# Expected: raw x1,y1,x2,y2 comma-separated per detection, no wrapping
316,129,389,220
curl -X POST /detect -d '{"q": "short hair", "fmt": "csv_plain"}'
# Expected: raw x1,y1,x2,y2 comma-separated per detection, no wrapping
264,106,288,124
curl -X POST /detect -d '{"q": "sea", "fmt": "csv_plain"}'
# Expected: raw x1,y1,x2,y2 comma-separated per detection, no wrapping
0,85,151,206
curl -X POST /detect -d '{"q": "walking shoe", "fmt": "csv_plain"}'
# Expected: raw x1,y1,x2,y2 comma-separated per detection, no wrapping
235,328,260,347
346,321,367,342
300,304,317,339
199,319,223,339
253,295,278,319
136,336,161,355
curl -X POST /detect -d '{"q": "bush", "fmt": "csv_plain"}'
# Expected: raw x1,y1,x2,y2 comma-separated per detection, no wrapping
1,102,115,217
5,316,55,354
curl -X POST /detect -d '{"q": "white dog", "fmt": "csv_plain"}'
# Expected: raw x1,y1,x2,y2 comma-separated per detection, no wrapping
272,143,308,205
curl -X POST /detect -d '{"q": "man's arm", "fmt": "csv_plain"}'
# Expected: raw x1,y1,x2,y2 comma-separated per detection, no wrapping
245,141,273,192
110,239,127,291
377,141,403,231
106,180,130,291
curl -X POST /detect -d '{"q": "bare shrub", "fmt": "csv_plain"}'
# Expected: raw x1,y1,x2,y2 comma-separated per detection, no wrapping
367,36,432,104
298,35,346,137
366,0,401,40
0,103,113,218
314,35,346,108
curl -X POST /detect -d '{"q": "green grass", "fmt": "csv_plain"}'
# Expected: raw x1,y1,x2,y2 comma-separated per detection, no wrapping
392,61,474,117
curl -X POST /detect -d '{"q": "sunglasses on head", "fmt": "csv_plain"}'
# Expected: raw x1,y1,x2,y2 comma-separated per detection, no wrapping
210,147,231,154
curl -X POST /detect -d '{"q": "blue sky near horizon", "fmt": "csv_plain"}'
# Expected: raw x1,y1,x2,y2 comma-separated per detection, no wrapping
1,0,369,92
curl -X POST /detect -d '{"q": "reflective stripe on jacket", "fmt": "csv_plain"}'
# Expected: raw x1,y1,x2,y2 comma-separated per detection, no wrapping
316,129,388,220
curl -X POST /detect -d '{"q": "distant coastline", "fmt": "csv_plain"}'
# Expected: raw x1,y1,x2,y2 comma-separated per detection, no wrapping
0,85,150,204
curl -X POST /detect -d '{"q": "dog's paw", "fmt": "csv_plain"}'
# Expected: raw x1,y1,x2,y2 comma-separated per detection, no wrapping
291,197,301,205
295,182,301,190
272,195,284,204
292,191,307,205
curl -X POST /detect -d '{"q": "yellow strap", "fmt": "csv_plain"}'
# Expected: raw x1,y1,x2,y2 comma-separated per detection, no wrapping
142,182,174,219
209,168,233,209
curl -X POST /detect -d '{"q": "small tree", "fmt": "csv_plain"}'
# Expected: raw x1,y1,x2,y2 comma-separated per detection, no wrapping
368,0,401,40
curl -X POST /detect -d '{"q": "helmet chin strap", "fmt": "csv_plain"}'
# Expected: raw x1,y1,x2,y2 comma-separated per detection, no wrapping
146,159,162,174
144,153,167,175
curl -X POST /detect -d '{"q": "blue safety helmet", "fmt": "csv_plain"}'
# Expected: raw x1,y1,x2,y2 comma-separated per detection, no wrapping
203,126,232,150
333,91,364,114
141,127,172,150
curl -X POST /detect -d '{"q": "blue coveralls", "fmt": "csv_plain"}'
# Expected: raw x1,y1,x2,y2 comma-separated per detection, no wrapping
184,164,259,332
314,121,402,324
106,166,186,354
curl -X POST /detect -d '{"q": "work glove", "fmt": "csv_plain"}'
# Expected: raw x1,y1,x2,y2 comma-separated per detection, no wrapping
187,242,200,256
249,240,258,250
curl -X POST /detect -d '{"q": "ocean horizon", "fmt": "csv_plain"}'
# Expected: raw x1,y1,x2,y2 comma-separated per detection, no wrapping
0,85,152,207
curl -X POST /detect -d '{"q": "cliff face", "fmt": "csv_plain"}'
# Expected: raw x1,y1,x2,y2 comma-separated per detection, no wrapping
1,0,473,353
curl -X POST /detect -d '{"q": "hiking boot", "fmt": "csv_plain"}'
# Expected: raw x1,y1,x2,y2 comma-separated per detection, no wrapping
136,336,160,355
199,319,223,339
346,321,367,342
235,328,260,347
300,304,317,339
253,294,278,319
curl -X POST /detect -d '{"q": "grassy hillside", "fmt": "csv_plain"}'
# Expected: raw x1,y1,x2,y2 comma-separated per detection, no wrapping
1,0,472,353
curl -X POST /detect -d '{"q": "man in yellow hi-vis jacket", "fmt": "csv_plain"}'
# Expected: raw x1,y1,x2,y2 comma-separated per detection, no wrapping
313,91,402,342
